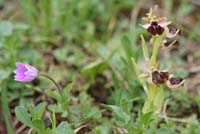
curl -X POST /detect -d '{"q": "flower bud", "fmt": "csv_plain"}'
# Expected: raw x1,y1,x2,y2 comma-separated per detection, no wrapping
13,62,38,82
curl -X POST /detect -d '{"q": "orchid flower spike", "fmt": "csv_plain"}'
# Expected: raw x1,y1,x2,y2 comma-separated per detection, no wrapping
13,62,38,82
150,70,185,89
140,5,180,39
140,5,171,36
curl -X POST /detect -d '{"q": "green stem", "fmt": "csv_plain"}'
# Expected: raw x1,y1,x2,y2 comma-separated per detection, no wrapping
150,35,164,67
52,110,56,134
142,83,165,120
39,74,65,101
1,79,14,134
39,74,73,122
142,84,156,114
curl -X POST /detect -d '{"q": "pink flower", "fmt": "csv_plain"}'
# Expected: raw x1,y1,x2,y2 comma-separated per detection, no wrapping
13,62,38,82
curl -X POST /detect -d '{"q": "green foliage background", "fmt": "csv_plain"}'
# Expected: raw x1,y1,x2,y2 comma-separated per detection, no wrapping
0,0,200,133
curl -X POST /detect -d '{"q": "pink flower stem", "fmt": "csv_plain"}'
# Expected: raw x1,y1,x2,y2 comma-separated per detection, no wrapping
39,73,65,101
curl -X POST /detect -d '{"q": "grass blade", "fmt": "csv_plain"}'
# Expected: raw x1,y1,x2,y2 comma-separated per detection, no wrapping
1,79,14,134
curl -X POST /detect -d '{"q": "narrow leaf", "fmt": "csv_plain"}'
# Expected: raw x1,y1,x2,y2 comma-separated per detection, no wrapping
56,122,74,134
131,57,140,78
103,105,130,126
81,60,108,75
64,83,73,98
32,119,46,134
121,35,133,59
140,35,149,61
131,57,148,93
32,102,47,120
1,79,14,134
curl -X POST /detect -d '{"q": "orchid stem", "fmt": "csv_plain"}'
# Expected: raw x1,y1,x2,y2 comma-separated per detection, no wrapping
150,35,164,68
39,74,65,101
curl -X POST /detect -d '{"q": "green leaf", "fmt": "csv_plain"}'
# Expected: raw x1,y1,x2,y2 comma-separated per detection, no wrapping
138,112,153,126
103,105,130,126
56,122,74,134
86,108,102,120
47,105,63,113
50,111,56,134
46,128,51,134
0,0,5,5
53,48,68,62
0,69,11,85
0,21,13,37
131,57,147,93
142,83,157,114
1,79,14,134
121,35,133,59
131,57,140,79
154,86,165,113
135,112,153,132
156,128,175,134
31,102,47,120
195,89,200,110
46,89,63,102
32,119,46,134
140,35,149,61
15,106,33,127
64,83,73,98
14,22,29,30
101,120,112,134
176,5,194,18
81,59,108,75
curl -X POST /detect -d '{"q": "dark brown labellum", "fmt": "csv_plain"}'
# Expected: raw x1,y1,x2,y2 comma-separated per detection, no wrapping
164,40,179,47
160,72,169,80
152,71,162,84
152,71,169,84
164,40,173,47
147,22,164,35
169,77,183,85
169,27,180,35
